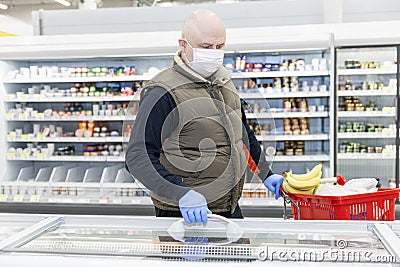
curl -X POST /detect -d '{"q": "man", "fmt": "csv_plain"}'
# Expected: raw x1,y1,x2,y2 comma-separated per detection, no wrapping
125,9,283,225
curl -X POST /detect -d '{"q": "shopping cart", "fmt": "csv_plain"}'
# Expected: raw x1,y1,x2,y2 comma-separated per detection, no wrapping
282,188,400,221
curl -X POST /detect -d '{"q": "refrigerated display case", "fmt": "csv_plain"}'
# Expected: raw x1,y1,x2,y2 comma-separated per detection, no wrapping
0,31,336,214
335,45,399,189
231,47,334,178
0,213,399,266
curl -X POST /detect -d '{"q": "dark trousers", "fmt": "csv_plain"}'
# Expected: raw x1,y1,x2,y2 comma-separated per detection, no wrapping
155,205,244,219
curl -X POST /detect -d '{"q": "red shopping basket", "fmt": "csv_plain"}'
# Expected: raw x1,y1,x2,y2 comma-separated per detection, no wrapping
283,188,400,221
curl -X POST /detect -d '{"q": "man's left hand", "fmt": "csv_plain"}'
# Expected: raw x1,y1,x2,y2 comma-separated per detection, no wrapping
263,174,284,199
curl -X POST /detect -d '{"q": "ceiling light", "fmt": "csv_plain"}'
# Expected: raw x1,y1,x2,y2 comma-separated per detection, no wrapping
54,0,71,7
0,3,8,10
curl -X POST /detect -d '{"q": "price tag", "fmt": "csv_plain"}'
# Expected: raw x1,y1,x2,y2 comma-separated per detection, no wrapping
38,153,47,158
113,199,122,204
99,196,109,204
20,153,30,158
241,200,252,206
5,113,15,119
13,195,24,202
30,195,41,203
0,194,8,202
6,153,16,159
78,198,90,204
21,134,30,139
18,113,28,119
35,113,44,119
131,199,141,204
33,94,43,99
18,94,28,99
37,134,46,139
4,94,14,100
6,134,16,140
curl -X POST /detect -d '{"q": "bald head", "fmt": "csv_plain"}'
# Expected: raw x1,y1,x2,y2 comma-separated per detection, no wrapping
179,9,226,63
182,9,226,41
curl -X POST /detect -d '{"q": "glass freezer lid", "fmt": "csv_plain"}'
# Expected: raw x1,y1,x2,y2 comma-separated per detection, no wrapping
0,214,45,243
3,215,400,263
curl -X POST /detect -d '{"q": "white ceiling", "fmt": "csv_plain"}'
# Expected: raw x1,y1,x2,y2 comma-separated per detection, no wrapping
0,0,250,8
0,0,264,31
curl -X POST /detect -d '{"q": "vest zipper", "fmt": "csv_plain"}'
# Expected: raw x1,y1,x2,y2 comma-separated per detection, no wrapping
206,83,241,213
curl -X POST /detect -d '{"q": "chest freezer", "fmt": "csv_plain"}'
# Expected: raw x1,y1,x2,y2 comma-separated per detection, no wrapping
0,214,399,267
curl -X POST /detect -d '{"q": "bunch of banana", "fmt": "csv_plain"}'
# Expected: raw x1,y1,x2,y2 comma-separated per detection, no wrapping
282,164,322,195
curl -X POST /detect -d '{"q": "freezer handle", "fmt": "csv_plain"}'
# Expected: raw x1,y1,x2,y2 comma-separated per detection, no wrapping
167,214,244,245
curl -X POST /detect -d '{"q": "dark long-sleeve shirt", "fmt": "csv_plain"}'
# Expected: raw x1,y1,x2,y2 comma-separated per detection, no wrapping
125,86,272,202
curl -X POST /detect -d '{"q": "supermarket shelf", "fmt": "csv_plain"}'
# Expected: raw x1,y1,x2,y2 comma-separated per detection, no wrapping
337,90,396,97
337,68,397,76
337,111,395,117
245,111,329,119
6,155,125,162
6,154,328,162
239,197,283,207
337,153,395,160
337,132,396,139
0,195,278,207
5,115,136,121
6,136,126,143
272,154,330,162
239,91,330,99
231,70,329,78
4,95,139,103
256,134,329,141
3,75,152,84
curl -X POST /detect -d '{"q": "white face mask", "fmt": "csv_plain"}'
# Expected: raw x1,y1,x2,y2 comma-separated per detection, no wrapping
184,39,224,77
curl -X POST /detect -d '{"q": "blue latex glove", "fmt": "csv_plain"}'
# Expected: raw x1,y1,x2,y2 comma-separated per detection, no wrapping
179,190,212,225
263,174,284,199
181,236,209,261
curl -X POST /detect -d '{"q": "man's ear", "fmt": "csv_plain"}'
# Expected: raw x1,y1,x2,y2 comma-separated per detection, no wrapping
178,39,186,50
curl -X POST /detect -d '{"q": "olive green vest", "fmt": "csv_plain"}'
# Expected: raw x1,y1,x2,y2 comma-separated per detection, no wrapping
142,54,247,214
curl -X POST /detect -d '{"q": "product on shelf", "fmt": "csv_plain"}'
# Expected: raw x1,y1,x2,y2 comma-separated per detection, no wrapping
339,96,379,111
7,121,121,140
283,98,308,112
247,120,261,135
339,141,395,155
283,118,309,135
6,65,139,80
83,144,123,157
229,57,328,72
280,141,305,156
338,121,395,134
239,74,328,94
5,102,136,119
7,83,140,100
7,142,126,158
75,121,119,138
343,59,397,70
338,80,389,91
55,146,75,156
114,188,150,197
241,182,267,198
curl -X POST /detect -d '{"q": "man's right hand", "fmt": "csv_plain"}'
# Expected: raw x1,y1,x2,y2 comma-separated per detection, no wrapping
179,190,212,225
